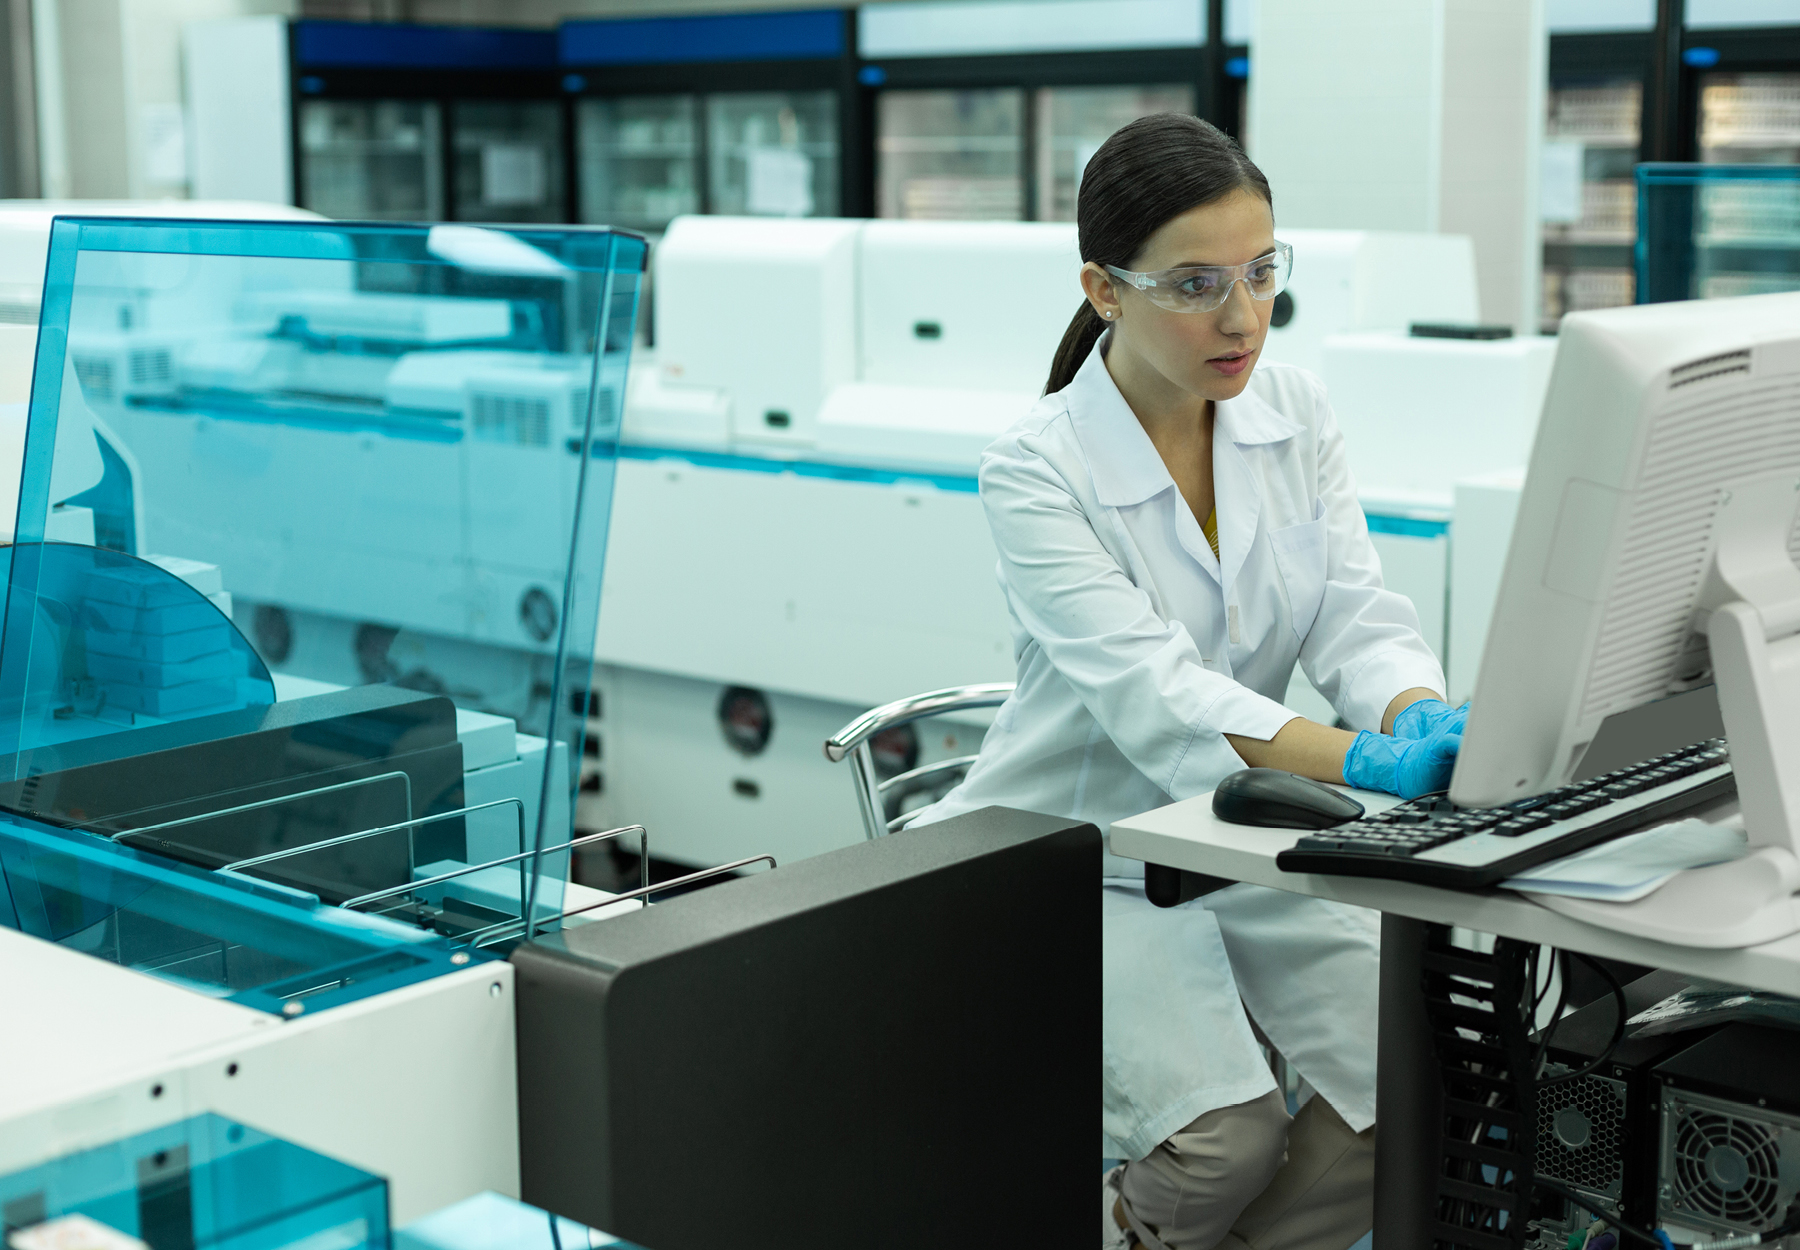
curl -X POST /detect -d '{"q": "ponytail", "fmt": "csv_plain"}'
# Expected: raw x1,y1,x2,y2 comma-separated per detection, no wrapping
1045,301,1106,395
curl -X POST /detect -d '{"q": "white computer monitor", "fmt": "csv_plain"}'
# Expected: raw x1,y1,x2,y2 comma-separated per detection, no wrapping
1450,290,1800,940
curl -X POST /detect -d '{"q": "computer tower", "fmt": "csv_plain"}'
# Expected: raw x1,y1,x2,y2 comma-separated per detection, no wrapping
1527,970,1714,1246
511,805,1098,1250
1653,1023,1800,1240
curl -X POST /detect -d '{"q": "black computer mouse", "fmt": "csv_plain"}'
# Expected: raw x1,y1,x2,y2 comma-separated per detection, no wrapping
1211,768,1365,829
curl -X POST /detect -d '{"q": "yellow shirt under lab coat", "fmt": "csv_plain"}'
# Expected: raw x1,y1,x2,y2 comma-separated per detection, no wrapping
911,334,1446,1159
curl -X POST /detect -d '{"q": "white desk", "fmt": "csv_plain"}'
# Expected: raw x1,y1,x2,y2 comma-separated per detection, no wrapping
1109,790,1800,1249
1110,792,1800,996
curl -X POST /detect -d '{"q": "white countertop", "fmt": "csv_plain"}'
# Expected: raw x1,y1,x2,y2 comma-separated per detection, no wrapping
1110,789,1800,997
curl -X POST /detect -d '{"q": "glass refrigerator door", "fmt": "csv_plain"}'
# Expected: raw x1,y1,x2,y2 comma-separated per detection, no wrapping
1699,72,1800,166
1695,73,1800,299
1032,84,1195,222
576,94,701,232
706,91,840,217
1541,79,1642,328
877,88,1024,220
452,101,567,224
298,100,444,221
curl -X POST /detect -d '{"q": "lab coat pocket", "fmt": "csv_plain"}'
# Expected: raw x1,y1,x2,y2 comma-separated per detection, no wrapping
1269,504,1329,642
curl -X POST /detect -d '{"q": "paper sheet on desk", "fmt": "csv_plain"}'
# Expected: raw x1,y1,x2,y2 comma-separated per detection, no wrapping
1503,814,1748,902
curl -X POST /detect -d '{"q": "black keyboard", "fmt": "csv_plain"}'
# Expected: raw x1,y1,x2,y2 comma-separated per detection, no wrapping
1274,738,1736,890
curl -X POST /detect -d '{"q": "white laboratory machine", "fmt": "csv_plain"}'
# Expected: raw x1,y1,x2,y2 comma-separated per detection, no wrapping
0,202,328,406
594,217,1547,865
1316,331,1558,719
1257,229,1483,378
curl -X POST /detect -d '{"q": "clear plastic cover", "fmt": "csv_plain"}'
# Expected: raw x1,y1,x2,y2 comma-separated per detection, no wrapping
0,215,643,981
1638,163,1800,304
0,1113,389,1250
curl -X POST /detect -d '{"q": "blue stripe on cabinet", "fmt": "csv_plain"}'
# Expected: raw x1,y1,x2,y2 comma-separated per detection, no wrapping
559,9,845,66
619,445,979,493
295,20,557,69
1364,514,1450,539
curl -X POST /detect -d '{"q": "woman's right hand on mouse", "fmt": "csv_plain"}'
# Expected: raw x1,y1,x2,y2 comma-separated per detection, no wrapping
1342,720,1462,798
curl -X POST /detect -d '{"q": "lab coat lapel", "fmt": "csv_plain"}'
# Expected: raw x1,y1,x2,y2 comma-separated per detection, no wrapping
1064,338,1230,582
1212,432,1259,600
1212,386,1303,599
1066,335,1173,510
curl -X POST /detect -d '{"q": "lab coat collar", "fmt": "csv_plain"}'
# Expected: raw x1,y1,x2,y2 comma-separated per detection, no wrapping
1063,334,1303,510
1065,334,1182,509
1215,379,1304,446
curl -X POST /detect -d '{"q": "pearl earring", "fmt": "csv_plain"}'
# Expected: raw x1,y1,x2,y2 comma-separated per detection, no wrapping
1103,311,1113,319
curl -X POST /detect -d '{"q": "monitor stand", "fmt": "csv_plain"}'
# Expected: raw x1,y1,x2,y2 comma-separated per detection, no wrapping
1529,474,1800,949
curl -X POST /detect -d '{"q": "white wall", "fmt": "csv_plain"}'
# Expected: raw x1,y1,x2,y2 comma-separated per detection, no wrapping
34,0,296,201
1249,0,1445,235
1439,0,1546,336
859,0,1203,57
1249,0,1546,332
1687,0,1800,28
185,15,291,204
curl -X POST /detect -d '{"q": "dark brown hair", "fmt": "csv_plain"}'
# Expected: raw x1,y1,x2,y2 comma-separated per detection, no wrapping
1044,113,1273,395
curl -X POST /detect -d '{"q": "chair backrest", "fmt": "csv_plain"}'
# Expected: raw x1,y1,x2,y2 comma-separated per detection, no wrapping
824,683,1014,840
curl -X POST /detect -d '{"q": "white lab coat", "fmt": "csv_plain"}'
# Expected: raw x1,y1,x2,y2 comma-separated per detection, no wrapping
910,335,1446,1161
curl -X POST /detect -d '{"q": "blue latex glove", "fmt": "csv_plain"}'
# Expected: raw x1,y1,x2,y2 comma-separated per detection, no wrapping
1391,698,1469,741
1343,722,1463,798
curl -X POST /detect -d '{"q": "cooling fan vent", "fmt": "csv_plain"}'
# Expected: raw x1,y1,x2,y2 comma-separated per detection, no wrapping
1668,1099,1787,1227
1668,348,1751,389
1537,1070,1626,1196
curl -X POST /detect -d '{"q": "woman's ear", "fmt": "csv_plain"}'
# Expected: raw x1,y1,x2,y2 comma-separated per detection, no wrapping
1080,261,1122,324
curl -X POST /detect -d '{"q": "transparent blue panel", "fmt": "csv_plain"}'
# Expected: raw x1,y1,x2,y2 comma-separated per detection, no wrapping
12,215,645,949
0,542,274,757
0,802,490,1013
522,231,642,936
397,1192,644,1250
0,1114,388,1250
1638,163,1800,304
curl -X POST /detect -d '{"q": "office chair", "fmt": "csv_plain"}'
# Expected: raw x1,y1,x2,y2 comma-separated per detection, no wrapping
824,683,1014,840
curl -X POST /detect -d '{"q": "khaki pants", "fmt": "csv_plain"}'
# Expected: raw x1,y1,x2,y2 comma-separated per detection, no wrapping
1116,1089,1375,1250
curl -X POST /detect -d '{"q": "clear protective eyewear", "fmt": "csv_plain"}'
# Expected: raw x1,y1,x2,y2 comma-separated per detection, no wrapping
1104,241,1293,314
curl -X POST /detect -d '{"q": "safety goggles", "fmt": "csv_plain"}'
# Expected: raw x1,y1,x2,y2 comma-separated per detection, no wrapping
1103,241,1293,314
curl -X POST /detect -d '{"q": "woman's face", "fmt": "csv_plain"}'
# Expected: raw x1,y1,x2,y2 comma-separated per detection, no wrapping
1081,187,1278,405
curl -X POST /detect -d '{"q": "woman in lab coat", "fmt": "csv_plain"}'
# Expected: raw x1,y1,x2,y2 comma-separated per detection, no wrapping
908,114,1467,1250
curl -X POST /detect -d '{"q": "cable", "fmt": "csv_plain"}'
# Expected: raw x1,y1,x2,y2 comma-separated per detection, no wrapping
1676,1206,1800,1249
1686,1199,1800,1248
1534,949,1574,1080
1531,943,1555,1019
1532,1176,1671,1248
1541,952,1628,1087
